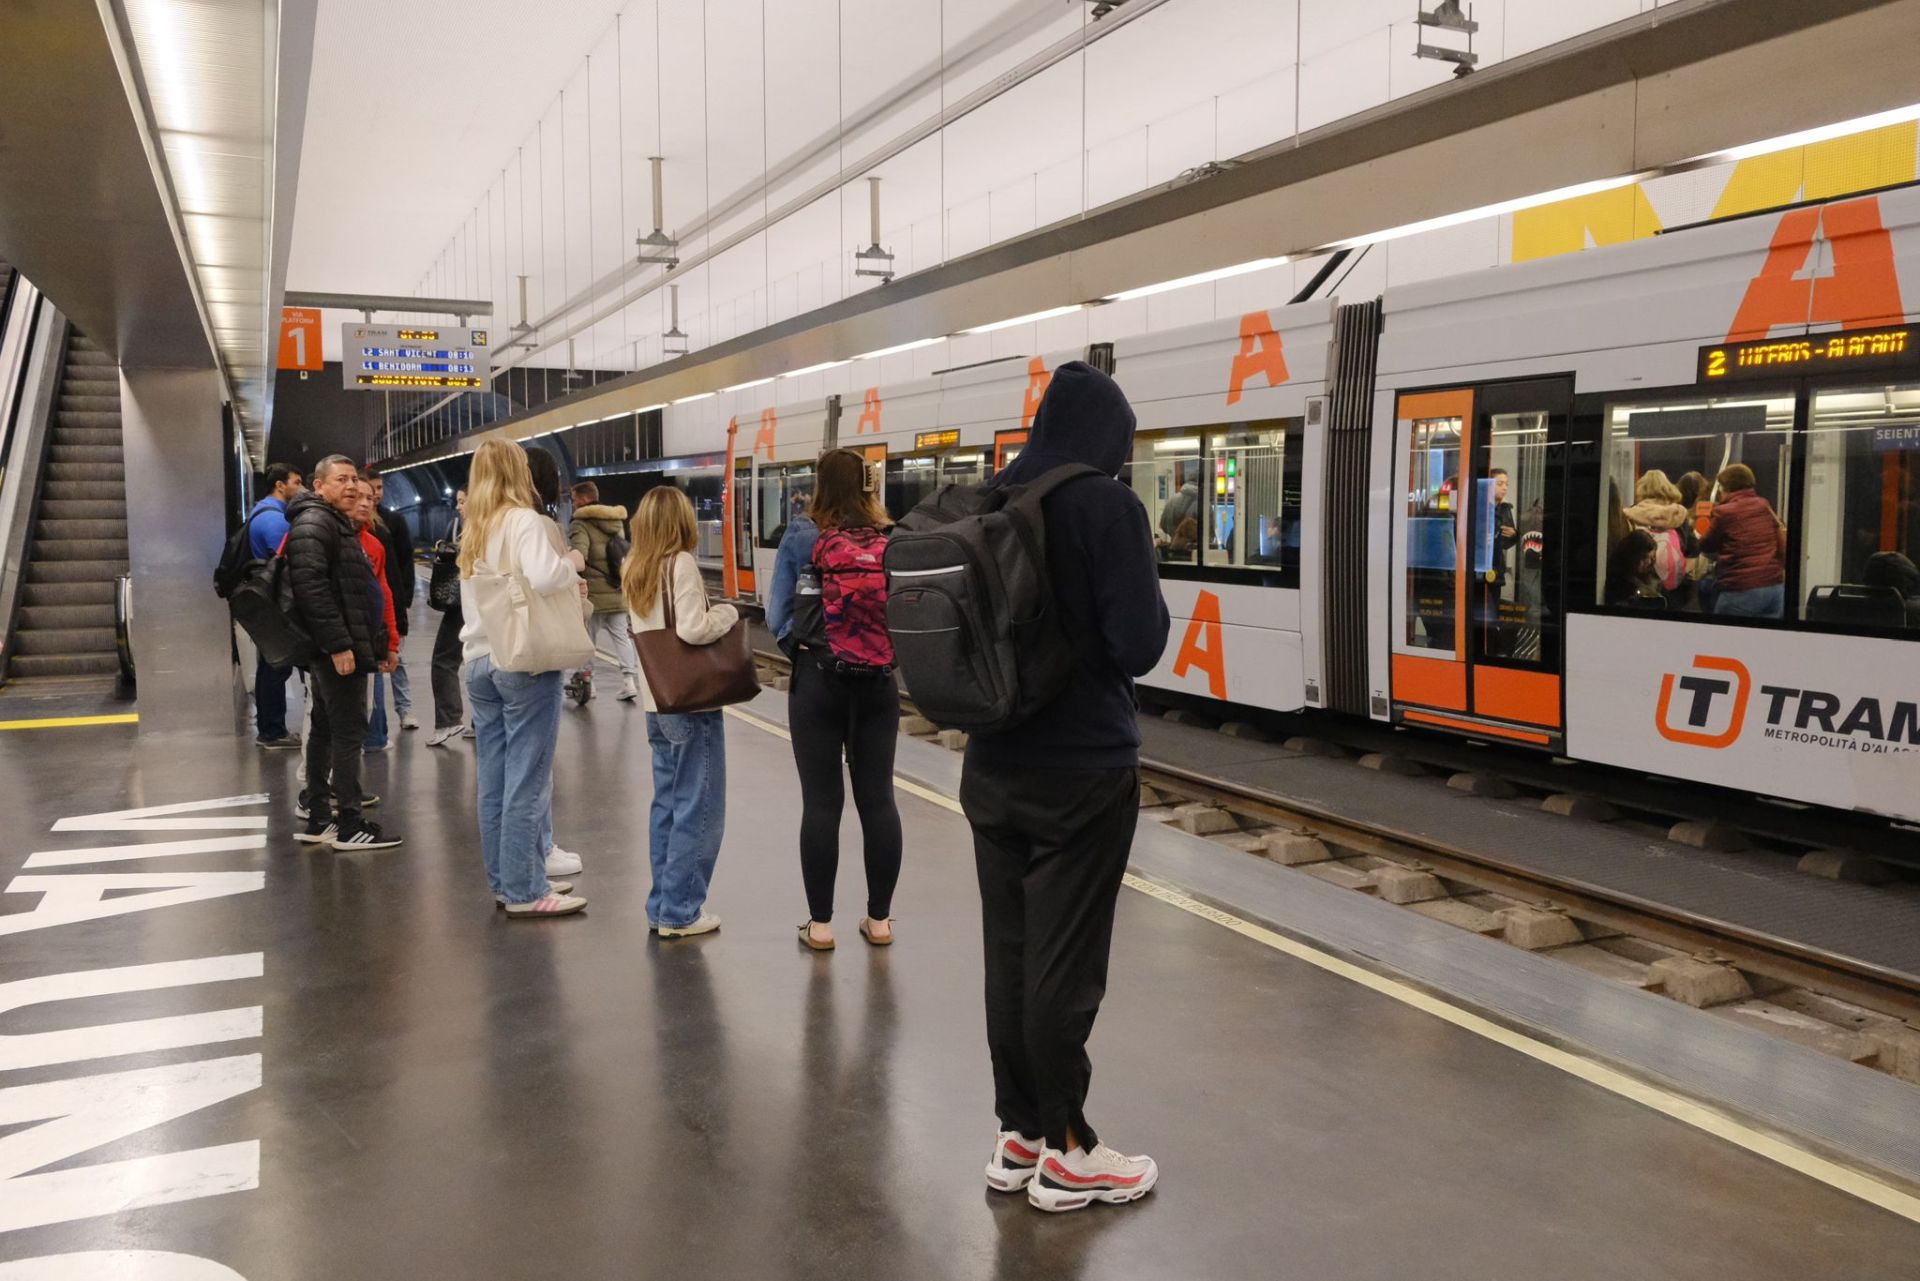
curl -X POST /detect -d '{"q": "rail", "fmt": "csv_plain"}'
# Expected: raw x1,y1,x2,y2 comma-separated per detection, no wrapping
114,573,134,686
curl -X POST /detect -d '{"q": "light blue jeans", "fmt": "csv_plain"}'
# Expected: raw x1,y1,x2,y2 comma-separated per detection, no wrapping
467,656,564,903
1714,583,1784,619
646,710,727,928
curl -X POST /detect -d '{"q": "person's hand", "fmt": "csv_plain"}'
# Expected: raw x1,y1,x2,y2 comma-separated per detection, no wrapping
331,651,355,676
1500,525,1516,539
578,580,590,599
381,651,399,674
566,549,586,573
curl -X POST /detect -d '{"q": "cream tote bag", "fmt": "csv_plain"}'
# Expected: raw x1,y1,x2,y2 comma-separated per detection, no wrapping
469,513,595,673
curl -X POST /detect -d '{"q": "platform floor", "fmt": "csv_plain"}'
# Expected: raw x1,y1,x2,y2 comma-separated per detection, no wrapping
0,616,1916,1278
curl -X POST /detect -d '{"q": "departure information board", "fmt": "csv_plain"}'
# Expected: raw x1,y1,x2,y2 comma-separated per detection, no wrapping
1698,325,1919,382
342,323,492,390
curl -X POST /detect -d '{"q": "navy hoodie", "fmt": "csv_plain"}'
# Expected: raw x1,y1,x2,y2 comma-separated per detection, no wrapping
966,361,1171,772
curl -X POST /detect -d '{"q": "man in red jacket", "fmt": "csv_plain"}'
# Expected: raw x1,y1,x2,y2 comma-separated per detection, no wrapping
1703,464,1786,619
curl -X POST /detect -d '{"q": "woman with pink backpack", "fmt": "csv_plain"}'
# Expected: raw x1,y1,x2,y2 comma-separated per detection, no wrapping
1622,469,1699,610
767,448,903,951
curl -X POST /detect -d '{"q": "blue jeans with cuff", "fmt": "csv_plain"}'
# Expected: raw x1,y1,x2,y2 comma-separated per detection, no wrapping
646,709,727,928
467,656,564,904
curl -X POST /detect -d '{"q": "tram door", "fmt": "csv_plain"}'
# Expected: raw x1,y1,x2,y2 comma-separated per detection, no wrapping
1390,379,1570,747
724,456,756,600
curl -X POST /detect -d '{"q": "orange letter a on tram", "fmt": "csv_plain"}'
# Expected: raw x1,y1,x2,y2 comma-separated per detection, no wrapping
752,408,778,460
1227,311,1289,405
1021,358,1051,429
1172,590,1227,700
856,387,883,434
1725,196,1906,342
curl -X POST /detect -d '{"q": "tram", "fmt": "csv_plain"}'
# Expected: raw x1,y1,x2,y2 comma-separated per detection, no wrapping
698,184,1920,826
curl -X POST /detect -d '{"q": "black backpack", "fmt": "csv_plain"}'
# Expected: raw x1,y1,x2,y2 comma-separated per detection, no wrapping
883,463,1099,732
212,512,262,600
603,531,631,590
228,553,316,670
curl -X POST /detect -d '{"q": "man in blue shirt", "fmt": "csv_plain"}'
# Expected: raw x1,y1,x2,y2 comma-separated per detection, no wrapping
246,463,304,748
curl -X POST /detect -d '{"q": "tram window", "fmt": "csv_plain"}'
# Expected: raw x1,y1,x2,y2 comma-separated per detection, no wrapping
1202,423,1301,573
885,455,941,524
1801,385,1920,630
1405,414,1462,653
1598,395,1793,616
1478,412,1553,663
756,465,815,549
1124,433,1203,564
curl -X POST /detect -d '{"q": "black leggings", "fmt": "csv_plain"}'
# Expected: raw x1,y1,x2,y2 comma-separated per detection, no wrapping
789,658,903,922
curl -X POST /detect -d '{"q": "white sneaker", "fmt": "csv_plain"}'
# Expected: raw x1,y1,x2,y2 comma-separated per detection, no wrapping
496,880,572,906
400,714,421,731
545,845,584,877
504,892,587,918
656,911,721,938
616,678,640,702
985,1131,1043,1192
1026,1143,1158,1213
427,725,460,746
461,724,476,740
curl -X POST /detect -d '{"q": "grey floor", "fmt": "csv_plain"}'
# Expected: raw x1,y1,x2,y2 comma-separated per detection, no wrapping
0,611,1916,1279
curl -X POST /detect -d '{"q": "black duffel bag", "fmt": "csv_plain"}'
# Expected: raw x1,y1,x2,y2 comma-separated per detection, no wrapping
228,553,316,670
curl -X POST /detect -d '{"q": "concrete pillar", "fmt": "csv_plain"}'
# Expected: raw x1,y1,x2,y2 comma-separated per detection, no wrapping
119,368,235,737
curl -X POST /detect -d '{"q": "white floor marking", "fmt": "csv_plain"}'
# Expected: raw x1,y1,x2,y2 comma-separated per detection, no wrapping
0,1055,262,1233
0,1252,245,1279
52,795,271,834
0,874,265,939
0,955,263,1072
727,703,1920,1224
25,837,265,869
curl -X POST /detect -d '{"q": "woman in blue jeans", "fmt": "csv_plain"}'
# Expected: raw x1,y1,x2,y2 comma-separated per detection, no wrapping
624,486,737,938
457,437,590,918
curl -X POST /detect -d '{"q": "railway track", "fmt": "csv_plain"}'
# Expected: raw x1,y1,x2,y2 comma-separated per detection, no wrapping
750,645,1920,1084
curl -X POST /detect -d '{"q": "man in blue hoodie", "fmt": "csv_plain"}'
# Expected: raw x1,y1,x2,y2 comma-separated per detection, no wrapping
246,463,304,748
965,361,1171,1213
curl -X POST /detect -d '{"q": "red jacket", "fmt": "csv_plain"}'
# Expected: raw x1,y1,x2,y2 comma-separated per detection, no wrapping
1703,490,1784,592
359,526,401,655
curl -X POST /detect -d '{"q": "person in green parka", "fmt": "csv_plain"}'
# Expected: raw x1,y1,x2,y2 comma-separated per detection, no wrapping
568,481,641,702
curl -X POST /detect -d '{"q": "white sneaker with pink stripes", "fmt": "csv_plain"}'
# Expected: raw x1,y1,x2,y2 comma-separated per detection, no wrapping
1026,1142,1158,1213
985,1131,1043,1192
503,891,587,918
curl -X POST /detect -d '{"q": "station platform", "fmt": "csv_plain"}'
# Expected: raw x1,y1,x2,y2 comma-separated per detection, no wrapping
1,613,1917,1278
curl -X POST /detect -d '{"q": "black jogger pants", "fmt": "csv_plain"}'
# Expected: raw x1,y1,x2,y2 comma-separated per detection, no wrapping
788,657,903,923
305,663,370,824
960,758,1138,1154
430,603,465,731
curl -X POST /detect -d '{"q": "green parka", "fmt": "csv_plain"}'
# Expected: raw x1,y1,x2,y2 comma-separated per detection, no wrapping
568,504,630,615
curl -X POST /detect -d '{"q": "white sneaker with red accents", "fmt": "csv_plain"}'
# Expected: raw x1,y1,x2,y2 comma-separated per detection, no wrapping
985,1131,1043,1192
503,892,587,918
1027,1143,1158,1213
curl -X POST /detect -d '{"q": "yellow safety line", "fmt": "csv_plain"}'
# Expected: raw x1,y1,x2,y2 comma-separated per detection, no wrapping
725,702,1920,1223
0,713,139,731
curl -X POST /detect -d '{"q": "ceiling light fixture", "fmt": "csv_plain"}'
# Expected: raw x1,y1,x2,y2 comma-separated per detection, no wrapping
782,360,849,378
959,305,1083,336
636,156,680,267
720,377,775,394
854,177,896,283
855,337,942,361
663,283,689,357
673,391,716,405
1103,256,1291,303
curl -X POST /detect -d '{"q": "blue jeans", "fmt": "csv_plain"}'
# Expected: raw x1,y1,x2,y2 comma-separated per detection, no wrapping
390,656,412,717
646,710,727,928
366,673,389,749
467,656,564,903
254,656,291,740
1714,583,1784,619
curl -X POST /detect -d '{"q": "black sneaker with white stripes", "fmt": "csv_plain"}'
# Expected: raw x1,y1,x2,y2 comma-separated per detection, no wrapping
294,815,337,845
332,819,402,851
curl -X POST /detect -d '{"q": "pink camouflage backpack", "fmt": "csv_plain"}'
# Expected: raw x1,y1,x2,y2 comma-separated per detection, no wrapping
812,526,894,671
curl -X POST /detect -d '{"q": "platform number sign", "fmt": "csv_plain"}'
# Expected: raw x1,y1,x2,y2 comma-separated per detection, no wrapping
277,307,323,372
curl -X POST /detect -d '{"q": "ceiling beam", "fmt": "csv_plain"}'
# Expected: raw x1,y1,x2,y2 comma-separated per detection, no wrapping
284,292,494,318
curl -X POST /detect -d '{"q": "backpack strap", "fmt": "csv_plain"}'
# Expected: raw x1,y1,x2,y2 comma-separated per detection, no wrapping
1004,462,1104,512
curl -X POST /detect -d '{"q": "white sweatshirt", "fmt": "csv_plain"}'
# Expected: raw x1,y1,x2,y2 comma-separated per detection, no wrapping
627,551,740,713
459,507,582,663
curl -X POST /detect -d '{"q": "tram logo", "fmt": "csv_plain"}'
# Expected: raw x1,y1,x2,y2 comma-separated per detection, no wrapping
1226,310,1289,405
1655,654,1751,749
1725,195,1905,343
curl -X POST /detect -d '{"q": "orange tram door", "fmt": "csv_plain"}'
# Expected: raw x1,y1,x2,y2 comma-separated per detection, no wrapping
1389,379,1571,749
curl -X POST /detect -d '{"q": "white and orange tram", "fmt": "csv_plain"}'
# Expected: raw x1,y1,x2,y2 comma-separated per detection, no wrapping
696,184,1920,827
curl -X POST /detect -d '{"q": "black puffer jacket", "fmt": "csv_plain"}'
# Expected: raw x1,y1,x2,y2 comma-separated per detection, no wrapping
285,491,388,669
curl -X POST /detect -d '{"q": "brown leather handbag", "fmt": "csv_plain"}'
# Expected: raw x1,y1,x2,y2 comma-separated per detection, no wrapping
631,562,761,713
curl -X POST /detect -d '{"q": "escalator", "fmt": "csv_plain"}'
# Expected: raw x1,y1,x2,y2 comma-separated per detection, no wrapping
8,331,129,682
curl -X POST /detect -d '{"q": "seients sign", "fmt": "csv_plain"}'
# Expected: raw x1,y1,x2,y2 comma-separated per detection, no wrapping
342,323,491,390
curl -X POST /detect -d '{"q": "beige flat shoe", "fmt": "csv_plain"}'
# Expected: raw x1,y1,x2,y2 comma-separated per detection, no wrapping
859,917,894,947
798,921,835,951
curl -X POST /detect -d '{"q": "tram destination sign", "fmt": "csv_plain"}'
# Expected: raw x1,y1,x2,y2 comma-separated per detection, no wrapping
1698,325,1919,383
342,323,491,390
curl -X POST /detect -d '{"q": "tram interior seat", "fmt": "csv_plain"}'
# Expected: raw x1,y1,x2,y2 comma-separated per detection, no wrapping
1804,584,1907,628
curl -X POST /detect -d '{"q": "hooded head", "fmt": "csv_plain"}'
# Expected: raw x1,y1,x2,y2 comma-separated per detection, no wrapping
1017,361,1136,479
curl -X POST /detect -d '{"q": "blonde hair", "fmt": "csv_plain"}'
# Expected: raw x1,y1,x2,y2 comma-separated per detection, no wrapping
1635,469,1683,505
458,437,536,577
622,486,698,613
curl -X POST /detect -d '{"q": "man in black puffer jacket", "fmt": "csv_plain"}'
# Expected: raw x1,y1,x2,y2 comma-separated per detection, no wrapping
285,455,401,851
